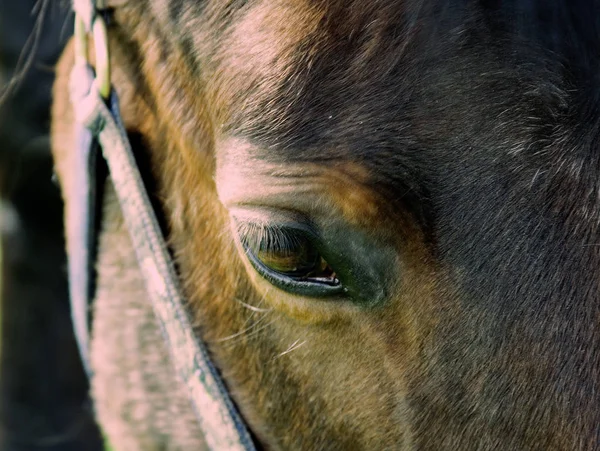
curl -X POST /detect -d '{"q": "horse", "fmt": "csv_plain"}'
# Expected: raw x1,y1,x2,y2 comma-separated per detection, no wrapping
51,0,600,449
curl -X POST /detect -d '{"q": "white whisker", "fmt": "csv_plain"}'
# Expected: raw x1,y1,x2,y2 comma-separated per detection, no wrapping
215,313,271,343
236,287,272,331
275,339,306,359
219,318,279,348
234,298,273,313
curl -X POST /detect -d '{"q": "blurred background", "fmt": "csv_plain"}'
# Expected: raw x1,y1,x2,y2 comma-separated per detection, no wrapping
0,1,104,449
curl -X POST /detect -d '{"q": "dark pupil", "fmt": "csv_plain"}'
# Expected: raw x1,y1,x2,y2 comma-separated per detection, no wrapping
256,237,321,277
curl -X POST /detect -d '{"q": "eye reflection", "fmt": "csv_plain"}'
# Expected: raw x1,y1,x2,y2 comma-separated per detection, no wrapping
235,220,343,296
254,232,318,276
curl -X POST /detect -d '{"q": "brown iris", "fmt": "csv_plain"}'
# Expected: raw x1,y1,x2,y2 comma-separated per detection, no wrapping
256,237,332,279
239,223,340,289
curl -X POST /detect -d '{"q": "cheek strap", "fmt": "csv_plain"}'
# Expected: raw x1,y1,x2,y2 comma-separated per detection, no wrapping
66,1,256,450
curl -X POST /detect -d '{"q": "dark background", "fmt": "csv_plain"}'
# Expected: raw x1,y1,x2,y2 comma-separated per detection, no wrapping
0,2,103,449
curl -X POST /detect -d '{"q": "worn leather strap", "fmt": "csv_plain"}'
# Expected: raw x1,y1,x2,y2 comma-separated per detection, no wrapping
66,1,256,449
67,63,103,378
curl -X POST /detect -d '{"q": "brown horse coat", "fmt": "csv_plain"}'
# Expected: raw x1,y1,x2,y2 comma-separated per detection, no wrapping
52,1,600,449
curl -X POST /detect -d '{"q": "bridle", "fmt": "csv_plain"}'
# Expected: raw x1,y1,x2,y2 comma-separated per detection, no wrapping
67,1,256,449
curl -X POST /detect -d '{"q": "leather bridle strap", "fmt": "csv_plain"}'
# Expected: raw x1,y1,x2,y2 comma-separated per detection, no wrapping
67,2,256,450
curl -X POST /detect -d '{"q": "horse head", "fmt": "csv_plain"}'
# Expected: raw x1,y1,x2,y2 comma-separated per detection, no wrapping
51,1,600,449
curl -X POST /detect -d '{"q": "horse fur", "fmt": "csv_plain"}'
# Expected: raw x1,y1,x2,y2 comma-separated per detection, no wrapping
52,1,600,449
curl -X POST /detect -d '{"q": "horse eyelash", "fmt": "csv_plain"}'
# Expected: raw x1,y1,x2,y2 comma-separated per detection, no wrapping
235,222,306,255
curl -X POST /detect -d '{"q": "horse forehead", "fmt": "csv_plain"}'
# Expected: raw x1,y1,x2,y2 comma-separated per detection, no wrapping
208,5,404,158
223,1,323,61
172,1,600,213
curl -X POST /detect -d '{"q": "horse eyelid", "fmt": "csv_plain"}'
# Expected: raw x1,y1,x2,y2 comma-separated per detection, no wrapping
234,220,319,254
233,220,344,297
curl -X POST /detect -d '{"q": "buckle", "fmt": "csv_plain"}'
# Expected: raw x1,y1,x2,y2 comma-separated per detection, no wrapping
74,6,111,100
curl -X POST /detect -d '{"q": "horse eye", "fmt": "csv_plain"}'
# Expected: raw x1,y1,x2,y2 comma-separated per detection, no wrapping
237,223,344,297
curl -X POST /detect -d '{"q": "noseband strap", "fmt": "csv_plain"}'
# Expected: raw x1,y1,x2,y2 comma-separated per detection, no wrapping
67,2,256,449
